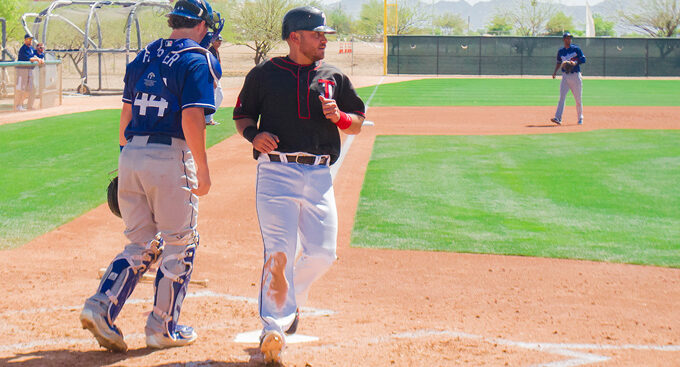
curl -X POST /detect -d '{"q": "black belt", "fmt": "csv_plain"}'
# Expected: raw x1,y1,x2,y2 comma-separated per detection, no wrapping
268,154,329,166
128,135,172,145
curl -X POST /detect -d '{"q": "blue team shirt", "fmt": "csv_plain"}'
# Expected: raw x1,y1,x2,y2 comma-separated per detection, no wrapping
18,44,36,62
122,38,218,140
557,45,586,73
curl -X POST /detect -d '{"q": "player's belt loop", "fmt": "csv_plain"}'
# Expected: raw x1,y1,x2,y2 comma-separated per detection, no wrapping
268,153,329,166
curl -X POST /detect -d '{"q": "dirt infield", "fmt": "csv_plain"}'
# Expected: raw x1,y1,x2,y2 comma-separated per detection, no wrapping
1,105,679,366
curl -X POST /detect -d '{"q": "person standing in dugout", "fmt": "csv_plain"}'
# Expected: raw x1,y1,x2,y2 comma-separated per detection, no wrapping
14,34,44,111
233,6,365,365
80,0,223,352
551,31,586,126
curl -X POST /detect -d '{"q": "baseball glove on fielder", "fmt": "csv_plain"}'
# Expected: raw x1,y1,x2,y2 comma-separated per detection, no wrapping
107,176,121,218
561,60,575,73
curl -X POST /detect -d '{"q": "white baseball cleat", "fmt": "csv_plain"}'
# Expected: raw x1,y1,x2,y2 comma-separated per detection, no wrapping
260,330,285,365
146,324,198,349
80,298,128,352
550,117,562,125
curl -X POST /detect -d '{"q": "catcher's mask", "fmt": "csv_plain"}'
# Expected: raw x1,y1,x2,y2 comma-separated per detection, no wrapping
169,0,225,37
281,6,335,40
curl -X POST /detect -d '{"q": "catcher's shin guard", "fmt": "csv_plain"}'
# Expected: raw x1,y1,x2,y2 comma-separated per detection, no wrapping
80,234,164,352
145,240,198,348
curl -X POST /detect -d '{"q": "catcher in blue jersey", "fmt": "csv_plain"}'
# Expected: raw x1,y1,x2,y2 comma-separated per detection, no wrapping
80,0,224,352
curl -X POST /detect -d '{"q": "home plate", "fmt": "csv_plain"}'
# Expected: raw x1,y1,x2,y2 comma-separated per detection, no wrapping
363,120,375,126
234,330,319,344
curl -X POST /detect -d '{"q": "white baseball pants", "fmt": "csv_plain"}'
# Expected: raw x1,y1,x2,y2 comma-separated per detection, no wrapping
255,154,338,335
118,135,198,247
205,81,223,123
554,71,583,122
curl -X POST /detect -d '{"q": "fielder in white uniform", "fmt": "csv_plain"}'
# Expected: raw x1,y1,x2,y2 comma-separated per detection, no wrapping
233,6,365,365
551,32,586,125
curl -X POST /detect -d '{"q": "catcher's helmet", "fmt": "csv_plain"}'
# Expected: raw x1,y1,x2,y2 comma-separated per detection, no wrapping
169,0,223,32
281,6,336,40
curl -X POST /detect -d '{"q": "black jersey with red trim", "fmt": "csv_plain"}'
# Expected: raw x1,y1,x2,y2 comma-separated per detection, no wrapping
233,56,366,164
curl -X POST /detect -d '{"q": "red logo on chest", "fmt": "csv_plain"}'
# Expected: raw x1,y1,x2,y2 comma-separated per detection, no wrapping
318,79,336,99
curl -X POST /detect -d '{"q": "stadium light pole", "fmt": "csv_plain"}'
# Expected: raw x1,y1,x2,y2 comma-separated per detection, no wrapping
383,0,387,75
383,0,398,75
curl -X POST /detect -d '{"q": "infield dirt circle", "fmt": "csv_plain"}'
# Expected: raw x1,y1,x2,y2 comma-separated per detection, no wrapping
1,79,678,366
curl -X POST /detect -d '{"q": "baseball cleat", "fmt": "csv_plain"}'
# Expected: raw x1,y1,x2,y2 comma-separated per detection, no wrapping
146,325,198,349
578,119,583,125
550,118,562,125
260,330,285,365
80,298,128,352
285,309,299,335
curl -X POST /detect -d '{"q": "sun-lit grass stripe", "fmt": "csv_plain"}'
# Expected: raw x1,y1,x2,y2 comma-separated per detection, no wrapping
0,108,235,249
357,78,680,106
351,130,680,268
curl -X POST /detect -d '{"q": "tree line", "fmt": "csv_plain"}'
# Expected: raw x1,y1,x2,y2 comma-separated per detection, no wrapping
219,0,678,64
2,0,678,66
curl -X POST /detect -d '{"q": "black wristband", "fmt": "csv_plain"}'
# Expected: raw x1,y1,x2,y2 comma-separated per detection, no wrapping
243,126,258,143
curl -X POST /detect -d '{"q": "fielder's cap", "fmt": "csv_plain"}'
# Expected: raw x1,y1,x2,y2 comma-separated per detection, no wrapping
281,6,335,40
24,33,33,39
562,31,573,38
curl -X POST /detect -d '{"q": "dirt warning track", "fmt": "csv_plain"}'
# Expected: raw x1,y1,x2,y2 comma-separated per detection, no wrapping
1,105,679,366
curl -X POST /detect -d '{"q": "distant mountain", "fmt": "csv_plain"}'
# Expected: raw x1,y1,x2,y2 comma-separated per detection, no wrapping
323,0,640,36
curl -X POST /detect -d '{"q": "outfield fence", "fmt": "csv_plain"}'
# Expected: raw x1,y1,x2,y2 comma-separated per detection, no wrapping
387,36,680,77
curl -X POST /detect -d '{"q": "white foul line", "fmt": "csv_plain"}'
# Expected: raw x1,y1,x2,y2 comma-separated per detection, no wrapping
392,329,680,367
0,290,334,318
331,76,384,180
0,290,334,353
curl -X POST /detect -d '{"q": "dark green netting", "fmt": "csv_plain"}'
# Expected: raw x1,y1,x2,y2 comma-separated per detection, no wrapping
388,36,680,77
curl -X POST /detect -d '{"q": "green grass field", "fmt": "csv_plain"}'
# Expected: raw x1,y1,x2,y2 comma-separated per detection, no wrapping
356,79,680,106
351,131,680,268
3,78,678,269
0,108,235,249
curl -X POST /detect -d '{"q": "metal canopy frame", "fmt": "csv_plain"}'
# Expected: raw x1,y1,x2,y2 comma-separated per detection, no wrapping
21,0,172,93
1,18,14,61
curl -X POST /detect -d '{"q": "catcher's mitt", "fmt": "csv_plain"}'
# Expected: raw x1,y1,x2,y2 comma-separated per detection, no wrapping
107,176,121,218
561,60,575,73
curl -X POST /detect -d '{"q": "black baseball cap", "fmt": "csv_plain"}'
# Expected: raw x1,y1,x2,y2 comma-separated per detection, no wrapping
281,6,335,40
562,32,573,38
24,33,33,39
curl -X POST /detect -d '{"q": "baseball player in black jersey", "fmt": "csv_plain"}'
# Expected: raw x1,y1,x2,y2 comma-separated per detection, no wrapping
233,6,365,365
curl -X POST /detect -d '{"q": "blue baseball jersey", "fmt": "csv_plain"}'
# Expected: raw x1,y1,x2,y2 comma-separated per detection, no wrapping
17,44,36,62
122,38,219,140
557,44,586,73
